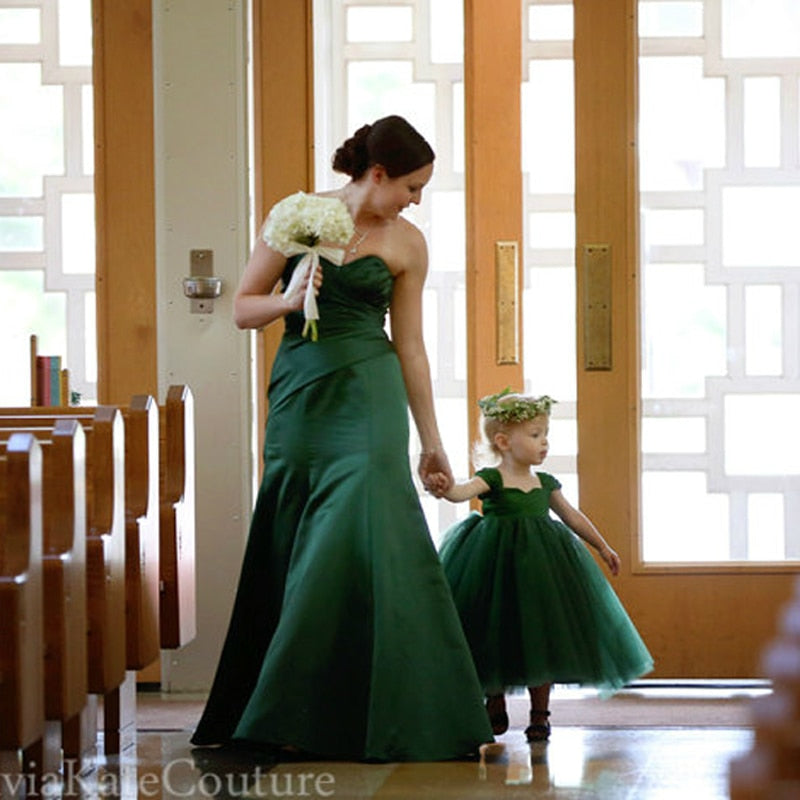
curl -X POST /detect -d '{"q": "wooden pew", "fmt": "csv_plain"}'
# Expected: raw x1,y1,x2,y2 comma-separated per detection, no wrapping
0,400,161,669
0,433,45,792
121,396,161,668
0,420,91,766
1,386,196,654
159,385,196,649
0,385,196,758
0,408,127,755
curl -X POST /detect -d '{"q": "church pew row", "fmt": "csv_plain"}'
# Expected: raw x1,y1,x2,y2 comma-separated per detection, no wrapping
0,385,196,653
0,419,95,768
0,433,45,789
0,403,156,671
0,408,127,756
159,384,196,649
30,420,89,762
0,386,196,760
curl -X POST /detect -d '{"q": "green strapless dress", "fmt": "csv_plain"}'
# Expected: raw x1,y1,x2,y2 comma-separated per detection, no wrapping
192,255,493,761
439,468,654,695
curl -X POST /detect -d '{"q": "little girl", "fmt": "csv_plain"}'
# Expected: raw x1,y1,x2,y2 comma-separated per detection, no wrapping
439,390,653,741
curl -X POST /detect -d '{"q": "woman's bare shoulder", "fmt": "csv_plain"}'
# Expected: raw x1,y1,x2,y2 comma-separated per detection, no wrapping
383,216,427,275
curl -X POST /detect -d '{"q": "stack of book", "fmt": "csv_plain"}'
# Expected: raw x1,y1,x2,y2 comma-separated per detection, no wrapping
34,354,65,406
30,334,70,406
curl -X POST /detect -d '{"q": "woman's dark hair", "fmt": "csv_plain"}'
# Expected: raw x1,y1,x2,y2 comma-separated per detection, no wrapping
332,115,435,180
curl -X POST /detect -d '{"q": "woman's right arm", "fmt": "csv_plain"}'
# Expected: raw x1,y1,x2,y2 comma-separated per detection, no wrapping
233,237,307,330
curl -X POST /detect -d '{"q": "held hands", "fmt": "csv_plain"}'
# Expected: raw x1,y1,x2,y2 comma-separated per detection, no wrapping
418,447,454,498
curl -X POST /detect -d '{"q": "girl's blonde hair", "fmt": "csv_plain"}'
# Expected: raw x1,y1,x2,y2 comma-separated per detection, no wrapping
472,390,556,468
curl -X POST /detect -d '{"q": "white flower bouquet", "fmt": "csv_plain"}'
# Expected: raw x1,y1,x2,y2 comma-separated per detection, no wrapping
262,191,354,340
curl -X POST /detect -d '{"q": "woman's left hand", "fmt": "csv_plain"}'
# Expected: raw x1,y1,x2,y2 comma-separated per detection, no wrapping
418,448,454,497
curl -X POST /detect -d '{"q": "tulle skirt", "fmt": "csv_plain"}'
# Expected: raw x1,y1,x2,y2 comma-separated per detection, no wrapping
439,512,654,695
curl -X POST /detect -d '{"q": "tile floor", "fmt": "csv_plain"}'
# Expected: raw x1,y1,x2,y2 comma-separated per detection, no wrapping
21,684,761,799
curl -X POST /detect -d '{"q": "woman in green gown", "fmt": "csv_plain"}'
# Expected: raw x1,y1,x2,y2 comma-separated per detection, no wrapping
191,116,493,761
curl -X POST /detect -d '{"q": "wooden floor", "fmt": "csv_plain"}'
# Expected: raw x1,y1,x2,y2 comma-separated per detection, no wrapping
38,683,761,799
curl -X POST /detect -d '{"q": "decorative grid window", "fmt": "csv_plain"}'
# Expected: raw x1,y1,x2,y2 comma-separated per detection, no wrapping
313,0,467,541
639,0,800,562
314,0,580,538
0,0,96,406
522,0,578,503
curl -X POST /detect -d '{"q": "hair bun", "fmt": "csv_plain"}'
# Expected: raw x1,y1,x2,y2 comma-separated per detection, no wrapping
332,116,434,180
332,124,371,178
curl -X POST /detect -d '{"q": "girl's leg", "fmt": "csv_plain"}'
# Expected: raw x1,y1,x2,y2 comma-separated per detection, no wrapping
485,693,509,735
525,683,552,742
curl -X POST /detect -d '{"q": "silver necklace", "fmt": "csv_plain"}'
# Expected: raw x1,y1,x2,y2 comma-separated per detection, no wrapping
349,226,371,254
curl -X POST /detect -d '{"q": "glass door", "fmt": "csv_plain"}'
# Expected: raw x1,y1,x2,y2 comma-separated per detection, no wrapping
640,0,800,565
574,0,800,677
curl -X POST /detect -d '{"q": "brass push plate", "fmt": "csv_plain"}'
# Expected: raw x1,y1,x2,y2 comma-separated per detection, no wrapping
583,243,612,370
496,240,519,365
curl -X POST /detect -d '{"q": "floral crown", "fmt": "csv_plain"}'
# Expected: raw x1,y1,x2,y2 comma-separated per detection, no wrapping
477,388,556,423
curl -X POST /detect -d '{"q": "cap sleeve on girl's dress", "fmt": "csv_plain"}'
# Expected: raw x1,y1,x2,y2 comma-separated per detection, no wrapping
475,467,502,498
538,472,562,492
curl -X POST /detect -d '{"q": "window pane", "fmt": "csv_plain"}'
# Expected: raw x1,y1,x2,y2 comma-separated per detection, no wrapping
82,85,95,174
0,216,43,251
722,0,800,58
747,495,784,560
528,211,575,249
643,208,704,246
524,267,577,401
744,78,781,168
528,4,573,41
522,60,574,194
745,285,782,375
0,64,64,197
0,8,40,43
722,187,800,267
430,190,465,272
430,0,463,63
642,472,730,561
0,271,66,405
639,57,725,191
642,417,706,453
61,192,96,274
58,0,93,66
639,1,703,37
725,394,800,475
347,7,413,42
347,61,436,146
642,263,726,398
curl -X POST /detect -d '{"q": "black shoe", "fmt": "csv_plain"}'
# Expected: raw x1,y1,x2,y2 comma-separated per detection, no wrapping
524,710,551,742
486,696,509,735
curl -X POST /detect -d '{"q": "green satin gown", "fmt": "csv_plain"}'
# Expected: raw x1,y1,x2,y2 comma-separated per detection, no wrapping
439,468,654,695
192,255,493,761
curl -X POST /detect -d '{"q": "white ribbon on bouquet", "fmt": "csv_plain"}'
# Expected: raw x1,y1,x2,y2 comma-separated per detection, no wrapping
281,243,346,341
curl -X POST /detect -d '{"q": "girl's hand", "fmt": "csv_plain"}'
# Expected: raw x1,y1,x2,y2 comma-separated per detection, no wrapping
418,448,454,497
599,545,621,576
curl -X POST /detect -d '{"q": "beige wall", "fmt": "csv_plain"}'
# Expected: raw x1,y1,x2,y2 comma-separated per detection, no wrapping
153,0,253,691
